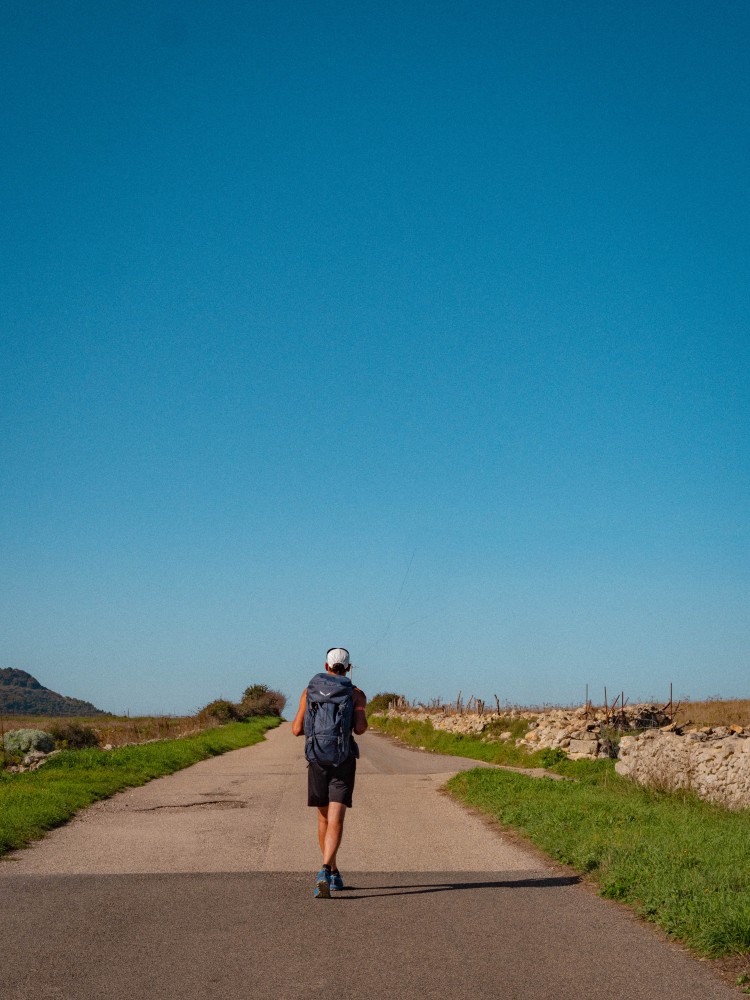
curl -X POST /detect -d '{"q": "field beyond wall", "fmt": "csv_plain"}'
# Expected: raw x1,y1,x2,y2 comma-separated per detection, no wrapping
673,697,750,729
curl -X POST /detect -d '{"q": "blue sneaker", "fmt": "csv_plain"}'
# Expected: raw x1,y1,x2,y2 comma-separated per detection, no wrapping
330,871,344,892
314,868,331,898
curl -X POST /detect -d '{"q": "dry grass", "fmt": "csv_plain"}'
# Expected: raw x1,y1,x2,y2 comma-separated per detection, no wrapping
0,714,213,747
673,698,750,728
386,694,750,730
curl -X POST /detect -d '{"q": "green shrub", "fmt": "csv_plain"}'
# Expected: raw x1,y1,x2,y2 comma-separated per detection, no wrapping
197,699,239,724
242,684,270,701
47,721,101,750
237,685,286,718
366,692,405,716
539,747,567,767
3,729,55,755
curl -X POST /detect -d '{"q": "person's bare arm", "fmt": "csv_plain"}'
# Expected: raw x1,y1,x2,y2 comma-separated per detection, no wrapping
352,688,368,735
291,690,307,736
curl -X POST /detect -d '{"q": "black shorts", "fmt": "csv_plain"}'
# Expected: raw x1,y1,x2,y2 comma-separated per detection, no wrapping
307,755,357,808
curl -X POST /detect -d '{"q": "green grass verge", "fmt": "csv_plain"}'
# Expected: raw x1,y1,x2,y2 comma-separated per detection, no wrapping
448,766,750,957
0,717,280,859
368,713,556,768
368,713,750,957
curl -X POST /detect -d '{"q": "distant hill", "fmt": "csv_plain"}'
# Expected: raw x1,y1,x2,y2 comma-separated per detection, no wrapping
0,669,107,717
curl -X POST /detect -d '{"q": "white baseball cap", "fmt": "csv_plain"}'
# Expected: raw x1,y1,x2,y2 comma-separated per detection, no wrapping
326,647,350,668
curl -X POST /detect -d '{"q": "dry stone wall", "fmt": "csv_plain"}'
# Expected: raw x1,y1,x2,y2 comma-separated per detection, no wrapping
383,707,519,737
616,728,750,811
385,704,671,760
382,704,750,810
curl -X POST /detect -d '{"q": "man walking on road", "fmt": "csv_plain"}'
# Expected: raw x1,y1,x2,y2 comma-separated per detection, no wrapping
292,647,367,898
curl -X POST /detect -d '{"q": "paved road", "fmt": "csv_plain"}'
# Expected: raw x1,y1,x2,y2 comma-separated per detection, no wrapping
1,725,735,999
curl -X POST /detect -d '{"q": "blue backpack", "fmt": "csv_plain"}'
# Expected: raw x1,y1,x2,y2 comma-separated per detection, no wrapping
304,672,358,766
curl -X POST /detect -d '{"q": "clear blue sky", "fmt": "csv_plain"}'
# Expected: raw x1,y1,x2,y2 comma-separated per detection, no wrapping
2,1,748,715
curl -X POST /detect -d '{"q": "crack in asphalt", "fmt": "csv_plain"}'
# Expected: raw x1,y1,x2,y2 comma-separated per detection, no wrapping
133,800,248,811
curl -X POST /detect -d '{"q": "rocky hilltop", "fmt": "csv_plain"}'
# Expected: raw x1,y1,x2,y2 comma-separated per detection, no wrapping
0,668,106,717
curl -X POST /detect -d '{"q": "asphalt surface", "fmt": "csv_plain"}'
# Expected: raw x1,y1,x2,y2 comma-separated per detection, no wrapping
0,724,736,999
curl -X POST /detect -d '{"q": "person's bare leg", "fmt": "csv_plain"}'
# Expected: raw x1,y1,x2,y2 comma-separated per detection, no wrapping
322,802,347,869
316,806,329,856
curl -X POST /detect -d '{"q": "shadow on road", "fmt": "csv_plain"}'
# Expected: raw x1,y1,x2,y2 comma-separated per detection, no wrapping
335,875,580,898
